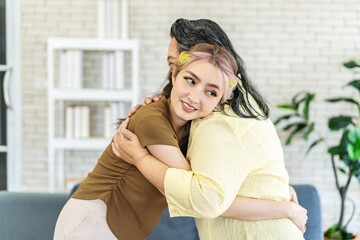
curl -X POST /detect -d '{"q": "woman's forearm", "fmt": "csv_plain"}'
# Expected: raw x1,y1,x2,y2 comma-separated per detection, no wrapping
135,155,169,195
137,155,296,222
221,197,291,221
134,150,293,221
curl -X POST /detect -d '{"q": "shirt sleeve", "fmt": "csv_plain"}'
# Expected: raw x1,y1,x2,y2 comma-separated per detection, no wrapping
164,116,251,218
129,112,179,149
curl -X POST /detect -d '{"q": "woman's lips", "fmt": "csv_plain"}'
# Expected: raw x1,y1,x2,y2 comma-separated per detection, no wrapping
182,100,197,112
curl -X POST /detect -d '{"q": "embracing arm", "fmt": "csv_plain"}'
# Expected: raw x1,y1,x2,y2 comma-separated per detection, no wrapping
222,196,307,228
116,146,306,225
135,153,305,223
223,186,303,222
112,120,307,230
147,144,191,172
112,118,189,194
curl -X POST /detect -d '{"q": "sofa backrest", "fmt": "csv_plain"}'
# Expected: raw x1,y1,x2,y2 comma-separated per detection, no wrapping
0,184,321,240
293,184,323,240
0,191,68,240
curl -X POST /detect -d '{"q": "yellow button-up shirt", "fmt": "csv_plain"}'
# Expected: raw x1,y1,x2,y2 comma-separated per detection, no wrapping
164,106,304,240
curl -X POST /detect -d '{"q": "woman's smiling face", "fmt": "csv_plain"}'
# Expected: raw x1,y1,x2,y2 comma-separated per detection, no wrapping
170,60,225,124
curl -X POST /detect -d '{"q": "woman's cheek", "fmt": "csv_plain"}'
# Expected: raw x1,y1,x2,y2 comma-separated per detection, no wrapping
204,98,216,113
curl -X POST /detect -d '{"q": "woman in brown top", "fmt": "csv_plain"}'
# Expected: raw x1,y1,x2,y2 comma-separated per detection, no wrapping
54,43,243,240
54,20,307,239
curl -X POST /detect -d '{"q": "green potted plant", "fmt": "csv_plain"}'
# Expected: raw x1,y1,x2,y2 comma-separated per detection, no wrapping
275,60,360,239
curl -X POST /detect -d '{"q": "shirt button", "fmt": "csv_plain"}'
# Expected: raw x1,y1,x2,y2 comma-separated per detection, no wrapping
186,212,190,216
172,209,177,214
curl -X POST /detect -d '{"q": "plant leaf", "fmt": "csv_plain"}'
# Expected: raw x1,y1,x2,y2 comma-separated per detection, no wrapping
291,91,310,110
347,144,360,161
346,79,360,93
306,138,323,155
282,122,304,131
303,93,315,120
353,165,360,182
274,114,294,126
342,231,356,239
343,60,360,69
291,92,305,105
325,97,360,107
325,229,343,239
328,146,343,155
347,126,360,143
303,125,314,141
277,104,295,110
347,127,360,160
294,97,306,110
328,116,354,131
285,123,306,145
325,223,356,239
338,167,346,175
328,131,349,156
329,130,355,166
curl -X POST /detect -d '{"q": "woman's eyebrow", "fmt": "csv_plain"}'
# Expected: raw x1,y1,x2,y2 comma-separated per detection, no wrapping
186,71,221,91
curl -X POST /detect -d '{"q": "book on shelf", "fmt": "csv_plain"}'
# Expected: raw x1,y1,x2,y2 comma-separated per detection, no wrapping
59,50,83,89
66,105,90,139
81,106,90,138
103,102,128,137
101,52,109,89
103,106,112,138
74,51,83,88
108,53,115,89
98,0,120,39
65,106,74,139
115,51,125,88
105,0,113,38
112,0,119,39
97,0,105,38
74,106,82,138
101,51,125,89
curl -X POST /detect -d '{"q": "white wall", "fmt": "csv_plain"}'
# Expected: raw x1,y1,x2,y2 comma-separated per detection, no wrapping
21,0,360,233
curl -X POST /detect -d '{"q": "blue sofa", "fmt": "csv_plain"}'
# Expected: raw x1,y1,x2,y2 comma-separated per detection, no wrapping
0,184,323,240
0,192,69,240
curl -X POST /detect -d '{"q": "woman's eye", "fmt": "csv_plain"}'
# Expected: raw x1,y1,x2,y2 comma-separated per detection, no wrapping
207,90,217,97
184,77,195,85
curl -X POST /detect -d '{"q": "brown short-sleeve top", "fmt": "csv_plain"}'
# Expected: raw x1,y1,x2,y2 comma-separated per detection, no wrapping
72,97,181,240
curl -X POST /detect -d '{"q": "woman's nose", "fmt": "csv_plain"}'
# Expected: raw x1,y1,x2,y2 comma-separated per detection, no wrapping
188,88,201,104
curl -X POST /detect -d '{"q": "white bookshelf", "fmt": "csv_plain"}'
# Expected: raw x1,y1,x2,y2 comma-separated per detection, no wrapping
47,37,140,192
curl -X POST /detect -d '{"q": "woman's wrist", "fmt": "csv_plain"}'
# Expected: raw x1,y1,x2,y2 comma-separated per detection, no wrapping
134,152,150,167
286,201,296,220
